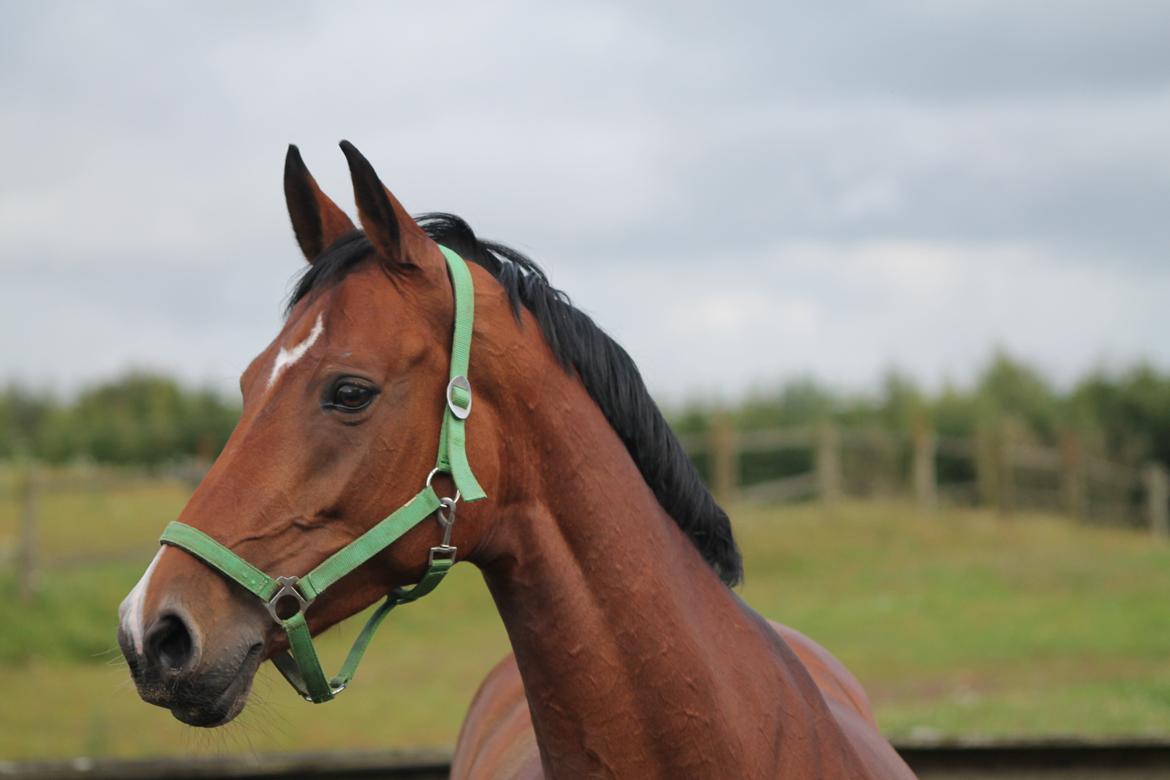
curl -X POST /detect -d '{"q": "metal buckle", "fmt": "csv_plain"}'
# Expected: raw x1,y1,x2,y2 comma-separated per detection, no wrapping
428,545,457,565
446,375,472,420
266,576,313,623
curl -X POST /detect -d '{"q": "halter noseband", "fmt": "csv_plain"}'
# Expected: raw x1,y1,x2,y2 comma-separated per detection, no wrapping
158,245,486,703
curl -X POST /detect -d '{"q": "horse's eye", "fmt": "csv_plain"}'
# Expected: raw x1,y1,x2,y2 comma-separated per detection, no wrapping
329,381,376,411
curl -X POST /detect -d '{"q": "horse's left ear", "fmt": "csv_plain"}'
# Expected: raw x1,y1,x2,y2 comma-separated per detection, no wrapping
284,145,356,263
340,140,429,268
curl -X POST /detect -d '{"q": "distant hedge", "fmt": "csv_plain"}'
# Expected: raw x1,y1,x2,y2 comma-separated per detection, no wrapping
0,373,238,465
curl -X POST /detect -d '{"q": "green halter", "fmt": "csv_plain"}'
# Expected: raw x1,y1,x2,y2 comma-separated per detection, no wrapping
159,245,486,703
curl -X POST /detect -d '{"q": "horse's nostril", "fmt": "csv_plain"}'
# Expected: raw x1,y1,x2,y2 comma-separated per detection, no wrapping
146,614,195,673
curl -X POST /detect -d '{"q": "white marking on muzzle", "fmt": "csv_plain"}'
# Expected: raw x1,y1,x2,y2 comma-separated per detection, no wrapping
267,313,324,389
118,548,164,656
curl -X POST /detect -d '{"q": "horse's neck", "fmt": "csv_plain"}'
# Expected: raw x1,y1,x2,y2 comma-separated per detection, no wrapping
471,359,857,778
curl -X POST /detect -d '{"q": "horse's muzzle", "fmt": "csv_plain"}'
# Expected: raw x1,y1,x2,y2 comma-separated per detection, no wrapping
118,608,263,727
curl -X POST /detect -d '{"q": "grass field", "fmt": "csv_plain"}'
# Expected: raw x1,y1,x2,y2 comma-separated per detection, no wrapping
2,480,1170,760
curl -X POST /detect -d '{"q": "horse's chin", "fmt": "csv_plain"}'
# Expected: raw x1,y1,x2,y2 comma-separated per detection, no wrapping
169,669,254,727
163,643,263,728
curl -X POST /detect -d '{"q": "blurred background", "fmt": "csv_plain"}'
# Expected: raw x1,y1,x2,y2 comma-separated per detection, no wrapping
2,0,1169,772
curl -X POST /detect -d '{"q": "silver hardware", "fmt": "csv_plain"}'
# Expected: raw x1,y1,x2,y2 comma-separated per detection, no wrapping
428,545,457,565
301,682,346,703
437,496,457,545
446,375,472,420
266,576,313,623
425,467,461,504
429,496,458,564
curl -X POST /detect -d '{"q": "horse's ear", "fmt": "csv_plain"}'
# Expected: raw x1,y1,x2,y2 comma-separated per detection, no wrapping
284,145,356,263
339,140,425,267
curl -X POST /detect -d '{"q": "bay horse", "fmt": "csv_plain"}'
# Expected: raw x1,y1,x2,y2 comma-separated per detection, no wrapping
117,141,914,779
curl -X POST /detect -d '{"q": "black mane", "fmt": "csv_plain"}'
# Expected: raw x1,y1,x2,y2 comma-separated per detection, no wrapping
290,214,743,586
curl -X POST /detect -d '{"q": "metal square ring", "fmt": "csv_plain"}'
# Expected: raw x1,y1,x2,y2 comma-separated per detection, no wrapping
266,575,312,623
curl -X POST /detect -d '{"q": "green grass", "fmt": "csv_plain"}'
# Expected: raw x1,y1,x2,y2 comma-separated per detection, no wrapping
3,487,1170,760
0,479,190,665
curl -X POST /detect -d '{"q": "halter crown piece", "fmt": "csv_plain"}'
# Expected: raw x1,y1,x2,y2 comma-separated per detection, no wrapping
159,245,486,703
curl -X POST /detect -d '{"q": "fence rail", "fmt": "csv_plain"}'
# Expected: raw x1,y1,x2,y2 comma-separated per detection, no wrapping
690,418,1169,535
0,461,207,603
3,423,1169,604
5,740,1170,779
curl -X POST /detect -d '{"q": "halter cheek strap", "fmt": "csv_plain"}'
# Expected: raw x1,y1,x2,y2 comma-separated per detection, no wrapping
158,245,486,703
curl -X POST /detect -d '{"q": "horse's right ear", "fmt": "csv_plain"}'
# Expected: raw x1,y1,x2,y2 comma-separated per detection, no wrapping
284,144,356,263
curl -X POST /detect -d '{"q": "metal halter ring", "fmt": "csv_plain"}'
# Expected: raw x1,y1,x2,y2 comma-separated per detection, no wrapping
266,576,313,624
425,468,461,504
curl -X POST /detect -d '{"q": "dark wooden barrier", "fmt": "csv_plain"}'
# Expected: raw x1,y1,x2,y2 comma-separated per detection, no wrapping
0,749,450,780
5,741,1170,779
903,737,1170,778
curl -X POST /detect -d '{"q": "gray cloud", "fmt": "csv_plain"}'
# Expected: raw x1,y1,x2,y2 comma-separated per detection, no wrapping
1,0,1166,401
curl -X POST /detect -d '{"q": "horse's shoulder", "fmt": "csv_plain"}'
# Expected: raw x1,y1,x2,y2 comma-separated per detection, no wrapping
767,620,878,726
452,655,542,780
452,624,888,779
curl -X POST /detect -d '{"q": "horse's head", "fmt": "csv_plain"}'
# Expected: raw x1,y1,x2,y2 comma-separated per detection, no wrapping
117,143,502,726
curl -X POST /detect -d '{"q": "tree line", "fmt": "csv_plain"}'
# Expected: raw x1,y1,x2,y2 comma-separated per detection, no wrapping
673,353,1170,476
0,373,238,465
0,354,1167,473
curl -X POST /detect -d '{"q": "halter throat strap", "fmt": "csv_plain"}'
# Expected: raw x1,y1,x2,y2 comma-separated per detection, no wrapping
159,244,486,703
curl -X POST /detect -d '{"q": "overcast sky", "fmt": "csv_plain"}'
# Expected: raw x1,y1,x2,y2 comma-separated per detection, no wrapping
2,1,1167,403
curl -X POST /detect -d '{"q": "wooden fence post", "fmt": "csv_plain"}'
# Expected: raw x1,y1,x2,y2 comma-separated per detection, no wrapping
18,466,39,603
912,424,937,512
1144,462,1170,540
974,423,1000,511
873,429,899,497
710,413,738,505
816,421,841,505
975,421,1016,516
998,423,1017,516
1060,432,1087,521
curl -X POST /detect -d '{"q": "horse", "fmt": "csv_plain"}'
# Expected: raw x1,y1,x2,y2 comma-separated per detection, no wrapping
117,141,915,779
